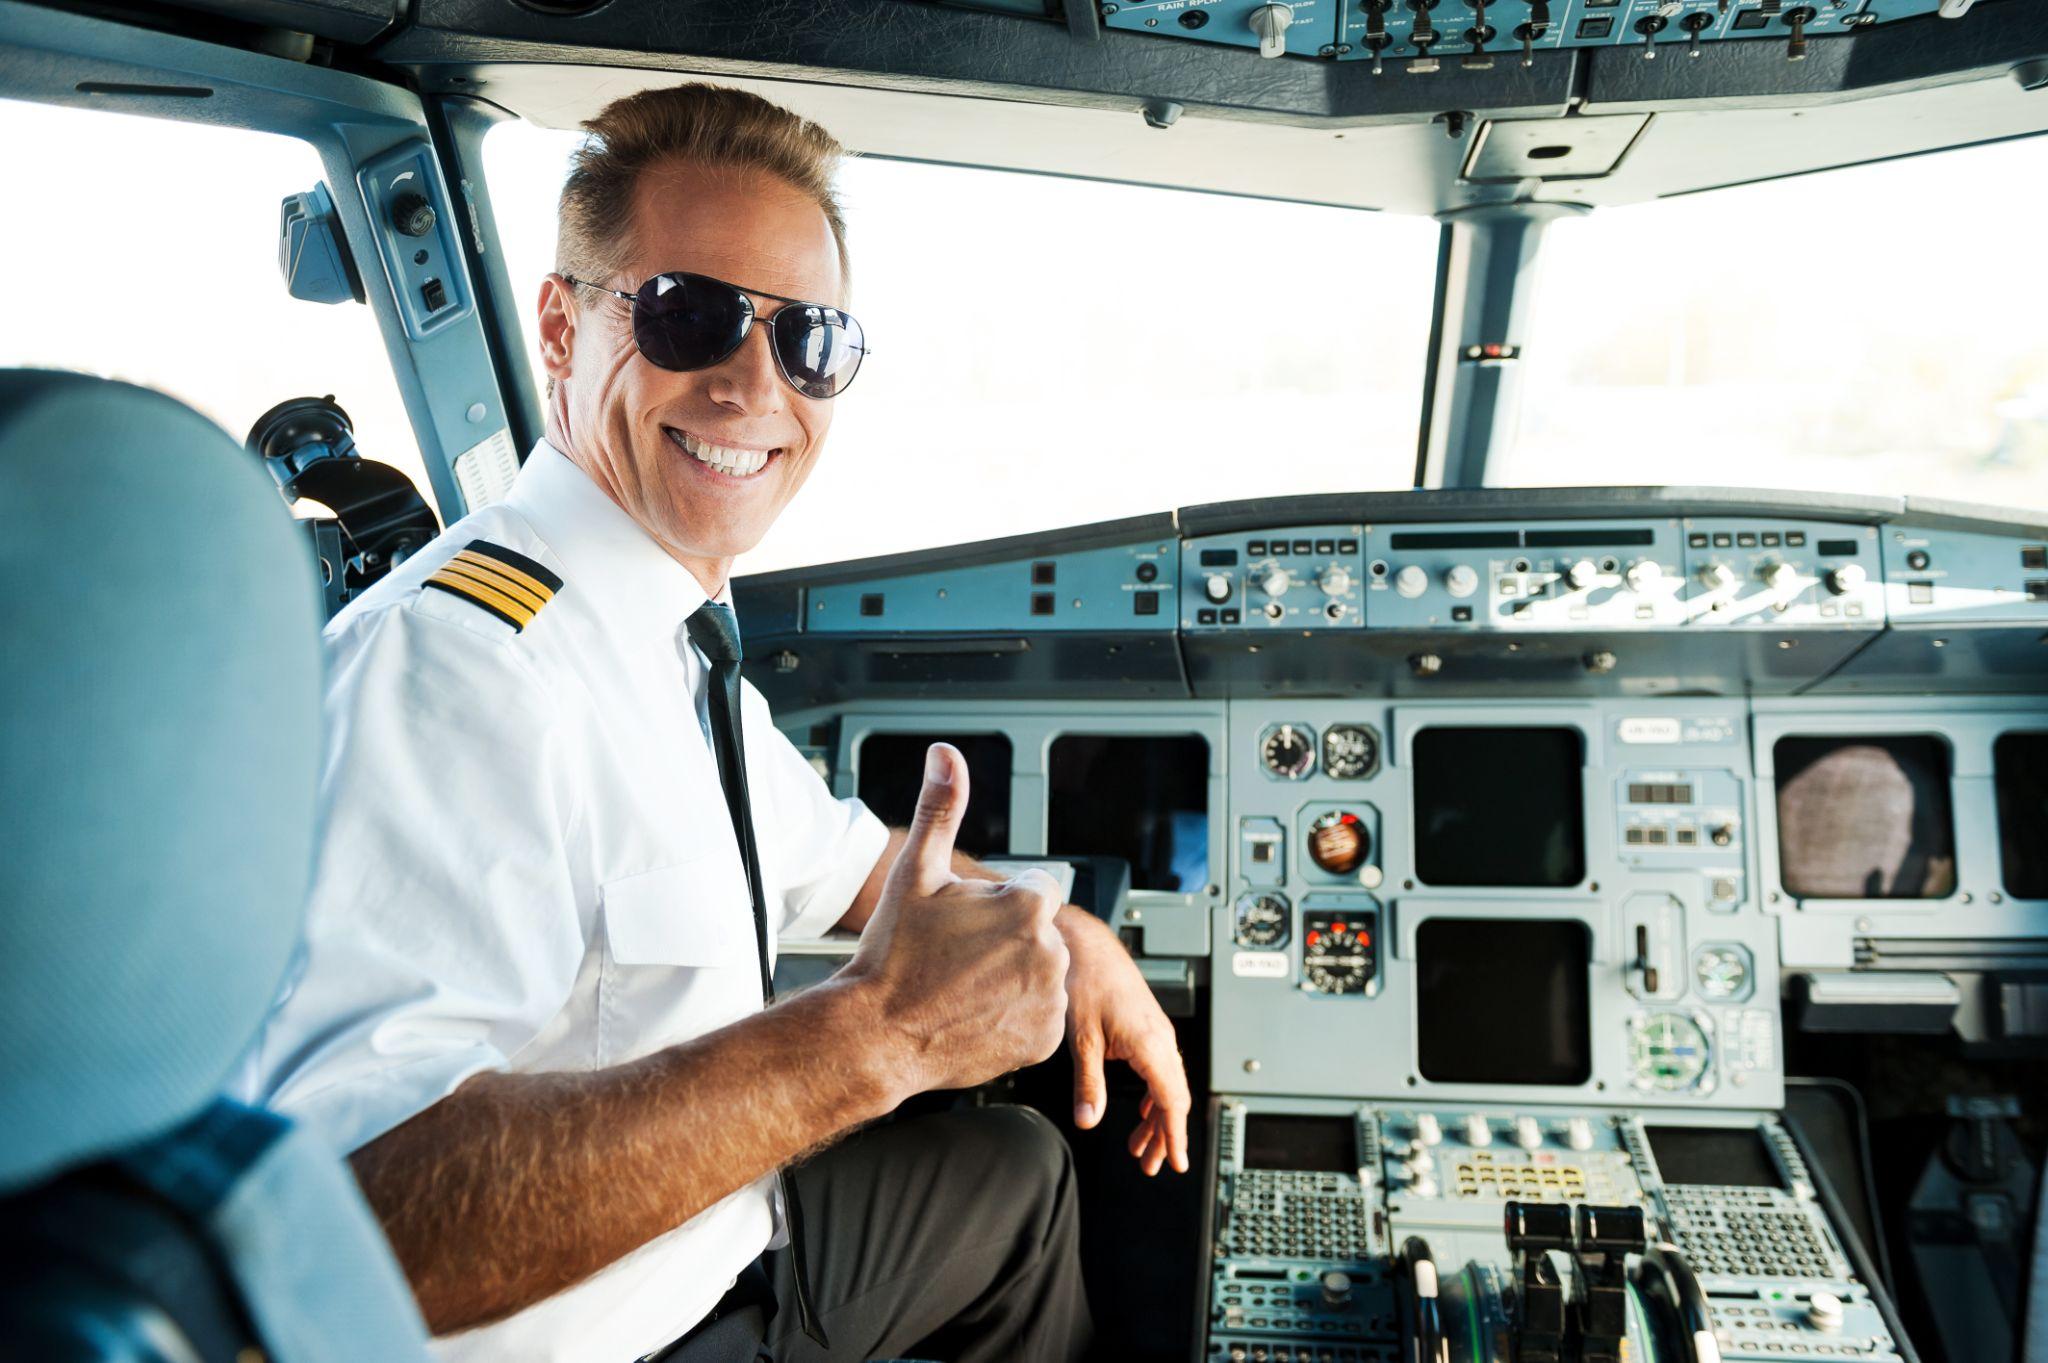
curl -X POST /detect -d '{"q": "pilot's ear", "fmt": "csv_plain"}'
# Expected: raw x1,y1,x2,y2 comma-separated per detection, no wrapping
538,273,576,382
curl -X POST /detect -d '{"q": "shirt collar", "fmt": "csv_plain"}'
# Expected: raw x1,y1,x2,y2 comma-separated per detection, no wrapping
506,439,731,643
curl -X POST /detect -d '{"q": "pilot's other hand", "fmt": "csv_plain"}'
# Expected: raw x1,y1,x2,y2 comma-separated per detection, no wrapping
843,743,1070,1093
1062,910,1191,1176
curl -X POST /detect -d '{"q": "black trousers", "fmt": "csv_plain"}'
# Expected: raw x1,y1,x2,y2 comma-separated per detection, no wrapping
656,1105,1092,1363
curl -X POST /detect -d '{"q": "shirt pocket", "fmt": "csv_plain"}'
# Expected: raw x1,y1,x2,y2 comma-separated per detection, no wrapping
601,854,757,968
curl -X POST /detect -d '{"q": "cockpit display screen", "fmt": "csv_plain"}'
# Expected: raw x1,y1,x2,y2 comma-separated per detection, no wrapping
1047,734,1208,891
858,732,1013,857
1994,732,2048,900
1243,1114,1355,1173
1775,735,1957,899
1416,919,1590,1086
1645,1125,1785,1190
1413,727,1584,887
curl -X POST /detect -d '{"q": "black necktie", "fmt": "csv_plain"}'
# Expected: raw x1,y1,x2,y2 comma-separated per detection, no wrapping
684,601,829,1349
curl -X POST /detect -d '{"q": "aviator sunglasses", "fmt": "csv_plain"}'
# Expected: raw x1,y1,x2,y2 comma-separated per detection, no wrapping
563,270,868,399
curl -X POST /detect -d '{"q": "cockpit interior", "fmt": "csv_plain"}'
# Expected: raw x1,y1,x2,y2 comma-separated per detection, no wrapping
3,1,2047,1361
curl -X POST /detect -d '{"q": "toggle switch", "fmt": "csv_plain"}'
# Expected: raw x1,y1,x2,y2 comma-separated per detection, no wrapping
1249,2,1295,58
1784,5,1815,59
1634,12,1669,57
1681,9,1712,56
1410,0,1440,50
1462,0,1494,68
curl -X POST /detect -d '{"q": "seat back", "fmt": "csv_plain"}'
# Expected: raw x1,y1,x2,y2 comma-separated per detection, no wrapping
0,370,429,1360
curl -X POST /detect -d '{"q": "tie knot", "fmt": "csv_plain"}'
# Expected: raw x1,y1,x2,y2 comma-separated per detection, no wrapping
686,601,743,663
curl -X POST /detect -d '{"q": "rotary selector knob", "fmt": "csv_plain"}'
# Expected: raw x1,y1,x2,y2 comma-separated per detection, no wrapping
1204,573,1234,604
1444,564,1479,599
1827,563,1867,596
1760,560,1800,593
1565,559,1600,591
1698,561,1737,592
1414,1112,1443,1147
1320,565,1354,597
1624,559,1663,593
1394,565,1429,599
1806,1291,1845,1333
1248,1,1295,57
1565,1116,1595,1152
1321,1271,1353,1306
1514,1116,1544,1151
1257,566,1292,599
390,191,437,238
1463,1113,1492,1147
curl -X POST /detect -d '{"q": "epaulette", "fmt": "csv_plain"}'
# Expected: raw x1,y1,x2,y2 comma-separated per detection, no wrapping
421,540,563,633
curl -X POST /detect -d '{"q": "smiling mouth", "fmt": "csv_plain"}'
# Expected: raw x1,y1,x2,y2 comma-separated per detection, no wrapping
666,426,783,478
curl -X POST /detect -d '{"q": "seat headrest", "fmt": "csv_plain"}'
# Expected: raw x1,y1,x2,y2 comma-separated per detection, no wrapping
0,371,323,1192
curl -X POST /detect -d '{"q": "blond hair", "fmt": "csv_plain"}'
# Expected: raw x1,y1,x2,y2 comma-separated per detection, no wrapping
556,83,851,294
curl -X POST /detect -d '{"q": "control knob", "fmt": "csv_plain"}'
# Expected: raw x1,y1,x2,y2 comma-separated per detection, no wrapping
1321,1270,1353,1306
1414,1112,1443,1147
1826,563,1867,596
1806,1291,1845,1333
1623,559,1663,593
1565,559,1600,591
1514,1115,1544,1151
1463,1113,1492,1147
1760,559,1799,594
1565,1116,1594,1152
1319,565,1354,597
1394,565,1429,599
1248,1,1295,57
1443,564,1479,599
1256,566,1292,599
390,191,436,238
1204,573,1234,604
1697,561,1737,592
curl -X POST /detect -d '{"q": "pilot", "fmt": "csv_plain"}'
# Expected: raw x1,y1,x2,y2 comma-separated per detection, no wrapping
240,84,1190,1362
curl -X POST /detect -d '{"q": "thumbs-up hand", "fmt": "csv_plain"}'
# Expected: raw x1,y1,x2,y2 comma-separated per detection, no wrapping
841,744,1071,1095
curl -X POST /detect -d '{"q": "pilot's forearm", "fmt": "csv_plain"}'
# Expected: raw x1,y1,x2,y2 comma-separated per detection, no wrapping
348,976,907,1336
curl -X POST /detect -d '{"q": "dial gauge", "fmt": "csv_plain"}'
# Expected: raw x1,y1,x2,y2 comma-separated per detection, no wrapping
1694,945,1752,1001
1233,892,1291,950
1629,1011,1712,1092
1301,911,1376,995
1307,809,1371,876
1322,724,1381,780
1259,723,1317,781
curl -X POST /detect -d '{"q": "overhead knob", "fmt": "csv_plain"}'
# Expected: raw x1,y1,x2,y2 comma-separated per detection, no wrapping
1248,2,1295,57
1463,1113,1492,1147
1623,559,1663,593
1697,561,1737,592
1760,560,1799,593
1826,563,1867,596
1320,565,1354,597
390,191,436,238
1514,1115,1544,1151
1444,564,1479,598
1806,1291,1845,1332
1406,1149,1436,1176
1565,1116,1594,1152
1257,566,1293,599
1204,573,1234,604
1414,1112,1443,1147
1321,1270,1354,1306
1565,559,1599,591
1394,565,1429,599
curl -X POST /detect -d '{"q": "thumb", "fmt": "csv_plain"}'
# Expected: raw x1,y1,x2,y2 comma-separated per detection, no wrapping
887,742,970,894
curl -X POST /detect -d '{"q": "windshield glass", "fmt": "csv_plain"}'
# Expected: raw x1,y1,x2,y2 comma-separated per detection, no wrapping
1499,136,2048,507
484,123,1439,572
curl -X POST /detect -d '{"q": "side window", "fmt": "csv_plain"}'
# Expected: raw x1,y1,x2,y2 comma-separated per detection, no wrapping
0,98,431,508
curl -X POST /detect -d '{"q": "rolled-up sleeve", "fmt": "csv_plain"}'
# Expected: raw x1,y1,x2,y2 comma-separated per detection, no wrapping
241,602,585,1155
743,686,889,943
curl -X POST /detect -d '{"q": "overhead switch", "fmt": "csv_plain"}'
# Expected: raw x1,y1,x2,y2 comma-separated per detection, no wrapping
1249,3,1294,58
1826,563,1867,596
1204,573,1234,604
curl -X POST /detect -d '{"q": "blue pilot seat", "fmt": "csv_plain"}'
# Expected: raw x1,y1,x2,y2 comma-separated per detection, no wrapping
0,370,431,1362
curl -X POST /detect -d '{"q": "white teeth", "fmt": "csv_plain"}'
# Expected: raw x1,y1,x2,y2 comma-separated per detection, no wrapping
678,430,772,477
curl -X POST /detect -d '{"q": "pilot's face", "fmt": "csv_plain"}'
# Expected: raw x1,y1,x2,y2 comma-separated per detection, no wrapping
552,158,842,573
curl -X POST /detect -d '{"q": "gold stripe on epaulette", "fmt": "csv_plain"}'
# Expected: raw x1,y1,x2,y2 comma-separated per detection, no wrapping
421,539,562,633
424,565,538,631
449,551,550,612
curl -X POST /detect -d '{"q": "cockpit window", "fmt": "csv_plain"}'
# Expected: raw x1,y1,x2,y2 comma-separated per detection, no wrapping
0,98,430,509
1499,135,2048,505
484,122,1439,571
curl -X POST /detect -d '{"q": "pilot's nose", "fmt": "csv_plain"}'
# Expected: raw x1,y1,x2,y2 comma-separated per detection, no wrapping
704,320,785,416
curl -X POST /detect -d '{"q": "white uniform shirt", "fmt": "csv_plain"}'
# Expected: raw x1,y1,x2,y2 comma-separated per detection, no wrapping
240,439,889,1363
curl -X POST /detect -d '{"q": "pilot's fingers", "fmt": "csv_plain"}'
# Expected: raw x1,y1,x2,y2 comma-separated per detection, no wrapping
1127,1116,1153,1159
1138,1117,1169,1177
1072,1025,1107,1129
886,744,970,896
1127,1029,1192,1174
1002,867,1066,926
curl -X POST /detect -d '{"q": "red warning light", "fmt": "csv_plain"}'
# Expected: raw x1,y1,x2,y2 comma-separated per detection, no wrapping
1307,930,1322,946
1332,922,1347,934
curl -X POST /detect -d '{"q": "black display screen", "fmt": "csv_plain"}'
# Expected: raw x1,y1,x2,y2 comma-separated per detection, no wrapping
857,732,1013,857
1244,1114,1356,1172
1775,735,1957,899
1646,1126,1786,1190
1995,732,2048,900
1413,727,1585,888
1047,734,1209,891
1415,919,1590,1086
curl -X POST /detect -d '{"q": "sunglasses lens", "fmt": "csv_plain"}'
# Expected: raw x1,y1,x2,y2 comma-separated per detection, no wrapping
772,306,866,399
631,273,751,371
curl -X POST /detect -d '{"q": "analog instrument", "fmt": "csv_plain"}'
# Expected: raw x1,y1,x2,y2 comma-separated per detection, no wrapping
1306,809,1371,875
1321,724,1380,780
1693,945,1752,1001
1260,723,1317,780
1301,911,1376,995
1629,1011,1712,1092
1233,892,1291,949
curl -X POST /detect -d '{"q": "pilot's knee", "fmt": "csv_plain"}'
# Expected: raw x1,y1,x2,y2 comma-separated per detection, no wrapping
979,1105,1080,1237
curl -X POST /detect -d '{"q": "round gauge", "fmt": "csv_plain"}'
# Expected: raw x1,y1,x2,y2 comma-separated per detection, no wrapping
1629,1011,1713,1092
1259,723,1317,781
1694,945,1752,1001
1302,919,1373,995
1307,809,1371,876
1322,724,1381,780
1234,892,1291,950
